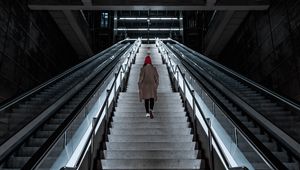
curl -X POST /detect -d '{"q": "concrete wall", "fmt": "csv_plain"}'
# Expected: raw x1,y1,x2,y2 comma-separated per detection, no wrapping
0,0,79,103
218,0,300,102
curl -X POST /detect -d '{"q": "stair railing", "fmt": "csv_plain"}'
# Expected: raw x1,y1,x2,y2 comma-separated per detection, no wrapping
50,39,141,170
156,39,288,170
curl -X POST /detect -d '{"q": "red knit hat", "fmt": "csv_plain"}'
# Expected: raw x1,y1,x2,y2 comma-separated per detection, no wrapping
144,55,152,64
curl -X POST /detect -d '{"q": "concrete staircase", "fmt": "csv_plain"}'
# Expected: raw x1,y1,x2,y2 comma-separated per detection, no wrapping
101,44,204,169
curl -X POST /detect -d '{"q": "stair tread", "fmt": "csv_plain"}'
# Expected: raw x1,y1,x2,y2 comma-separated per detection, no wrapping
110,128,191,135
103,150,199,159
108,135,193,142
112,117,187,122
101,159,202,169
106,142,196,150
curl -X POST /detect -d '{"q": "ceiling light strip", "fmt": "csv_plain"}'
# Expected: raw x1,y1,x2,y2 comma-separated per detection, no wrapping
119,17,179,20
115,28,182,31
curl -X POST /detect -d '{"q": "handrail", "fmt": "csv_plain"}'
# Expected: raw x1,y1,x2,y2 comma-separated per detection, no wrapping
170,39,300,113
168,40,300,160
0,39,127,112
177,66,231,169
22,39,140,170
157,40,288,170
157,40,231,169
74,39,140,169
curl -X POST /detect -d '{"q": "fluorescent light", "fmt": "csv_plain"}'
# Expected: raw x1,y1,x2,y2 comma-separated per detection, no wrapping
119,17,179,21
119,17,147,20
115,28,181,31
150,17,178,20
150,28,180,31
126,38,170,41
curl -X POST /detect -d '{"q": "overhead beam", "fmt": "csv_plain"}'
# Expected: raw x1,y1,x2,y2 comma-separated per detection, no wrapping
50,10,93,59
28,5,269,11
206,0,217,7
205,11,234,56
81,0,92,6
204,11,249,57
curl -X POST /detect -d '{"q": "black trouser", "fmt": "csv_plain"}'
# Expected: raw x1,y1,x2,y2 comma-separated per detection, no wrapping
144,98,154,113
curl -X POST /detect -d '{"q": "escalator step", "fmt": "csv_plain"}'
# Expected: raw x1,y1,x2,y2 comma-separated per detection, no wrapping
42,124,60,131
16,146,39,157
6,156,30,168
26,137,47,147
35,131,54,138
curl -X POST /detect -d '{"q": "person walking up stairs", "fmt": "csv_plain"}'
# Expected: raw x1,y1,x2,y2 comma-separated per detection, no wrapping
100,44,204,169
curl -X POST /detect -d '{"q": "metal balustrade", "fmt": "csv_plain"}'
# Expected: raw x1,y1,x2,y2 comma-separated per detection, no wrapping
156,38,289,170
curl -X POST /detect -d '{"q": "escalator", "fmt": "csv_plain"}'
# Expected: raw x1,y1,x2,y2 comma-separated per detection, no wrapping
173,42,300,143
159,40,300,169
0,40,136,169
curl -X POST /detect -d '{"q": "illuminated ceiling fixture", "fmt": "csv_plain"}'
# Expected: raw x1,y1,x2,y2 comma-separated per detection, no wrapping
115,28,181,31
118,17,179,20
150,17,178,20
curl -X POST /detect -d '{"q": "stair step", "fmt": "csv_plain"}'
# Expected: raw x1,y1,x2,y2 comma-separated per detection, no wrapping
116,103,183,107
103,150,199,159
110,128,191,135
108,135,193,142
117,99,182,103
101,159,202,169
115,108,185,112
106,142,196,150
119,93,180,96
115,105,184,110
112,117,188,123
113,112,186,117
111,122,189,128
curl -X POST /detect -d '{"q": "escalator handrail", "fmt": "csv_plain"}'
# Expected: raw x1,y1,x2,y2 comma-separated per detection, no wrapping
169,39,300,113
21,41,138,170
168,40,300,159
0,40,127,112
0,43,130,163
170,41,300,161
159,41,288,170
